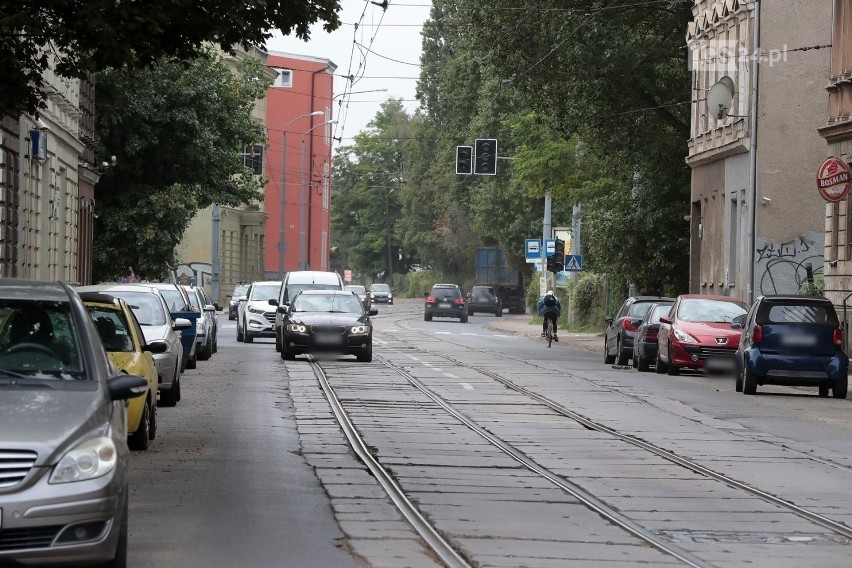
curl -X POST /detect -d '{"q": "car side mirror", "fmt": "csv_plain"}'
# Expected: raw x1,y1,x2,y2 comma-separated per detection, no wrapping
277,305,288,314
659,316,672,325
604,316,613,324
368,308,378,316
631,318,643,327
173,317,192,330
423,292,429,297
239,296,247,302
268,299,279,306
730,322,743,330
107,374,149,401
204,303,216,312
144,340,170,354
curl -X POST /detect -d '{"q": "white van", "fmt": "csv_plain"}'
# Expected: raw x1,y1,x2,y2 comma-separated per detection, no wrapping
270,271,345,352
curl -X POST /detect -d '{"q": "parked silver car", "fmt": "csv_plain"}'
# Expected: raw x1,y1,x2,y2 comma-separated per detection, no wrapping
77,284,190,407
345,284,371,309
183,285,218,361
0,278,147,567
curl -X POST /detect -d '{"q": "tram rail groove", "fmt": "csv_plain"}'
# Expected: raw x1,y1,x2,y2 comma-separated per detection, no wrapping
306,356,472,568
376,314,852,541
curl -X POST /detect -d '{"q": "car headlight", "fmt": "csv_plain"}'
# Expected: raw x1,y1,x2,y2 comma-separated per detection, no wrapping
370,293,377,299
673,328,699,344
288,324,307,333
248,305,265,314
350,325,370,334
387,293,392,298
50,437,117,484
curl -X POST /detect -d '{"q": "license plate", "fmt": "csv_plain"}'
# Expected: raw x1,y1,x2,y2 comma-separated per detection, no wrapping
315,334,341,345
705,358,735,371
438,303,451,309
782,334,817,347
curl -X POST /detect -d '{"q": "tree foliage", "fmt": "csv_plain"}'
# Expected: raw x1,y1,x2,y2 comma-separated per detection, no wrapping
92,51,269,282
1,0,341,115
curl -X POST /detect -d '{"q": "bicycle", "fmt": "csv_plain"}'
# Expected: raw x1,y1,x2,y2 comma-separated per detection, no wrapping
545,317,554,348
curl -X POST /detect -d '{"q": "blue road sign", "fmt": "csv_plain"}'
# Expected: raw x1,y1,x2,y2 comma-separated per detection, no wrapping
544,239,555,257
564,255,583,272
525,239,541,262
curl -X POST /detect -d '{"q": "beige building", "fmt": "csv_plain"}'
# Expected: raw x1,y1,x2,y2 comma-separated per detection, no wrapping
686,0,831,302
820,1,852,315
0,59,98,284
173,45,276,305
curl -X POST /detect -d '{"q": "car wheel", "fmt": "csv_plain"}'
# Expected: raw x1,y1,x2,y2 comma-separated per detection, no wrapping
834,376,848,399
357,343,373,362
212,333,218,354
496,309,502,318
148,397,157,440
735,367,744,392
389,300,393,305
187,353,197,369
198,338,212,361
604,339,616,365
468,309,475,316
425,313,432,321
244,330,254,343
461,315,468,323
637,354,650,372
128,401,150,451
616,336,630,366
160,368,178,407
228,313,235,321
819,385,830,397
103,497,128,568
236,323,244,342
743,368,758,395
275,332,282,352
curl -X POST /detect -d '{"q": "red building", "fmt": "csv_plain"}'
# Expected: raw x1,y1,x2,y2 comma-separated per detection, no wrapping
265,51,336,278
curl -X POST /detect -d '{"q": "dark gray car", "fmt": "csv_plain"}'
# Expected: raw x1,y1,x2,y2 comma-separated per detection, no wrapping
0,279,147,567
604,295,675,366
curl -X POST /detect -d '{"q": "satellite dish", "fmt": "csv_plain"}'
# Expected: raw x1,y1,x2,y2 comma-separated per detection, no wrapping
707,79,734,120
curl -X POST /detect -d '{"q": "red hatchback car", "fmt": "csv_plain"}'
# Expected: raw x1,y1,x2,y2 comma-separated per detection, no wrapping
656,294,749,375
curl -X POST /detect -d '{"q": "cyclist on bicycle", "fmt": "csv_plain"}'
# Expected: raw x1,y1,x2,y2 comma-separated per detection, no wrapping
537,290,561,342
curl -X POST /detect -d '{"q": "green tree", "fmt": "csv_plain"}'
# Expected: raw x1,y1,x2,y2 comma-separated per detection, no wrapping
92,51,269,281
1,0,341,115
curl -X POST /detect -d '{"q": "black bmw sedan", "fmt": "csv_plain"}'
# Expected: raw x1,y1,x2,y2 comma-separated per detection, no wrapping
279,290,378,362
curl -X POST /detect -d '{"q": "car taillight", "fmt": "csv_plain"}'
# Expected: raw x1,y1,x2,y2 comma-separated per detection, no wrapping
834,327,843,346
426,296,436,303
622,319,638,332
645,330,657,340
454,297,465,305
752,324,763,344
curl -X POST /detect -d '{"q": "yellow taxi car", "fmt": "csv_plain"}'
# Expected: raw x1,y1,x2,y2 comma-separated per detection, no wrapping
81,291,161,450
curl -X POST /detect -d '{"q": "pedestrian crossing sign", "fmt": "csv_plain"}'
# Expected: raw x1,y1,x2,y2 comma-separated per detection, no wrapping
565,255,583,272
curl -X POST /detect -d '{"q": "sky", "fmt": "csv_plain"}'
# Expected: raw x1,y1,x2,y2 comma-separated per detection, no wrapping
266,0,433,144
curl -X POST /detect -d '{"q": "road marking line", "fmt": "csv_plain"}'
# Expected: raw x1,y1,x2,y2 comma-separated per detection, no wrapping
407,355,420,361
444,373,459,379
461,333,478,336
459,382,474,390
435,331,452,335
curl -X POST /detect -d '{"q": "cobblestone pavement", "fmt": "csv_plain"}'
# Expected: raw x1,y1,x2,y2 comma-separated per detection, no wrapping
484,313,603,354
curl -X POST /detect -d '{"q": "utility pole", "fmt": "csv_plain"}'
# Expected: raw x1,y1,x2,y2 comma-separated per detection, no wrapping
541,193,552,296
211,203,221,305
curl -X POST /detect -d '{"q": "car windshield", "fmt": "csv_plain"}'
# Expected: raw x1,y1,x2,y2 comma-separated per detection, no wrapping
0,300,85,379
346,286,367,295
160,289,187,312
233,284,249,297
759,302,839,326
250,284,280,301
293,294,364,314
87,306,134,353
628,302,654,318
107,292,168,326
649,304,672,323
431,287,461,299
678,299,748,323
371,284,391,292
287,283,342,302
472,287,496,300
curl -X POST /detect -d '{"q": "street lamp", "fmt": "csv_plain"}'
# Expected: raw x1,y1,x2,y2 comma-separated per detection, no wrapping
300,119,337,270
279,111,324,279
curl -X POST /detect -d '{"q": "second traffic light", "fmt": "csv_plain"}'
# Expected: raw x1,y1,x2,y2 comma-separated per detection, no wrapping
455,145,473,175
474,138,497,175
551,239,565,273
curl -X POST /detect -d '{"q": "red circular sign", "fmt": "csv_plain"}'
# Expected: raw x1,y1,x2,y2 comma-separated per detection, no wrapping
817,157,850,202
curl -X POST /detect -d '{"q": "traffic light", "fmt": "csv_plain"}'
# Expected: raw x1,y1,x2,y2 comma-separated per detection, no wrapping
546,254,555,273
552,239,565,273
455,145,473,175
474,138,497,175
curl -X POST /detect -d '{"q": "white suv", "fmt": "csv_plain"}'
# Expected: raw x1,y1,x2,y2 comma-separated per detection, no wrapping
237,280,282,343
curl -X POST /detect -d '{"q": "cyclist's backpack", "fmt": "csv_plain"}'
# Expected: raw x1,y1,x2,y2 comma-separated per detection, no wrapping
544,294,556,307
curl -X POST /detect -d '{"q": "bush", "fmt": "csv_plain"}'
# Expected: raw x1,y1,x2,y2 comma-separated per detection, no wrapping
800,277,825,297
571,272,608,329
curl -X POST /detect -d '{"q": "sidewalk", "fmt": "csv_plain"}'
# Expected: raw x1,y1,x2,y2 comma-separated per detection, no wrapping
485,314,602,354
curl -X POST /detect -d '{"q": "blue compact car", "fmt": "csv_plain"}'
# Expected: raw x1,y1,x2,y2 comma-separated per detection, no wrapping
735,295,848,398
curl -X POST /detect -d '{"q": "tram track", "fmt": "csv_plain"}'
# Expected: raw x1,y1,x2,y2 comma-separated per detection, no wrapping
293,308,852,567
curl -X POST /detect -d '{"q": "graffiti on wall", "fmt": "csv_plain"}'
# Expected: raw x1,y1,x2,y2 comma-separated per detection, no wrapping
755,234,824,295
172,262,212,288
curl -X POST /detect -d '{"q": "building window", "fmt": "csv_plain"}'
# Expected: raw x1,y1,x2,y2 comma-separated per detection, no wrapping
243,145,263,175
273,69,292,88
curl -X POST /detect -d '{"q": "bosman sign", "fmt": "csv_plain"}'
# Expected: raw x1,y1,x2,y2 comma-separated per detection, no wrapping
817,157,850,203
